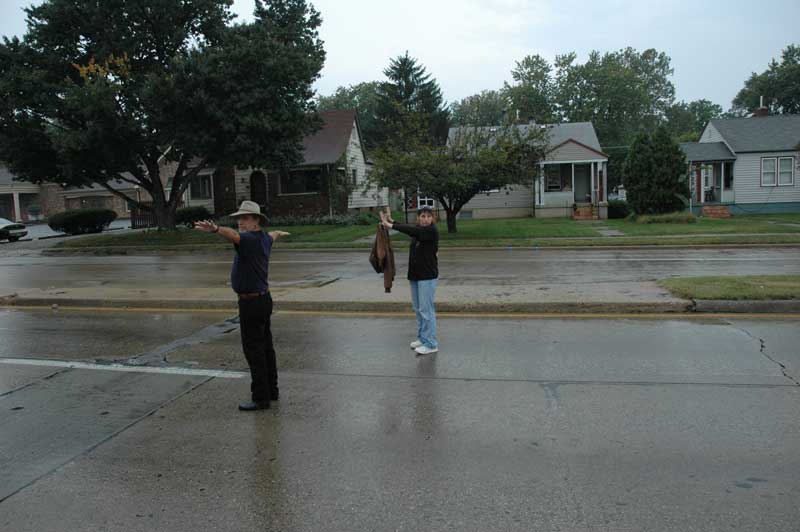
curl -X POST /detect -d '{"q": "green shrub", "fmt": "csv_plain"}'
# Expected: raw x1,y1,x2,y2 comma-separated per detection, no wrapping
175,206,212,227
635,212,696,224
607,200,629,219
48,208,117,235
353,211,380,225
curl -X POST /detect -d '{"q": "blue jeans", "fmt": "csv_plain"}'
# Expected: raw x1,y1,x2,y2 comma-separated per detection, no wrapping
410,279,438,349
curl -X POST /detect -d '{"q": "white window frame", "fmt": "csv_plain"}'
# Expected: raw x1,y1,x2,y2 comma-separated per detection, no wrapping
761,158,777,187
777,156,794,186
417,189,435,208
545,165,562,192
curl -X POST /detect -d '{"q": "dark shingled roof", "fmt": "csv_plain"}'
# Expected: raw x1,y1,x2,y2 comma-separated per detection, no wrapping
708,115,800,153
679,142,736,162
301,109,359,166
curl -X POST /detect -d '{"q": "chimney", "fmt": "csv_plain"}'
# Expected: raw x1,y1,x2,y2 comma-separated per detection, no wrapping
753,95,769,117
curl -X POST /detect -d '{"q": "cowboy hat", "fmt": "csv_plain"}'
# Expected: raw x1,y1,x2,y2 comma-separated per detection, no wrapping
229,200,267,223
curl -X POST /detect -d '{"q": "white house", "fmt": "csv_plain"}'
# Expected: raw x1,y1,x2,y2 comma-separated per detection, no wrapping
446,122,609,220
680,113,800,216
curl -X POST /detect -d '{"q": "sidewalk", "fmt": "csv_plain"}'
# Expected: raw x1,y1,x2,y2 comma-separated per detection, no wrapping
3,278,798,314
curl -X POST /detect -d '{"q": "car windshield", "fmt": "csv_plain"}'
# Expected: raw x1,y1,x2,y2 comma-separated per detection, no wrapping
0,218,13,225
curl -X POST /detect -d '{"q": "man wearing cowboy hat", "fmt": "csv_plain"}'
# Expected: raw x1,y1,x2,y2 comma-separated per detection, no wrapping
195,200,289,411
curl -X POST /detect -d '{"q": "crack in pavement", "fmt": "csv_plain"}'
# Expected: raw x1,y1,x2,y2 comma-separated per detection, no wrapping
111,316,240,367
726,321,800,386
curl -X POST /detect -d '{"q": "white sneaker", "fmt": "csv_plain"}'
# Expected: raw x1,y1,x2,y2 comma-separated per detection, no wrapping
410,340,423,349
414,345,438,356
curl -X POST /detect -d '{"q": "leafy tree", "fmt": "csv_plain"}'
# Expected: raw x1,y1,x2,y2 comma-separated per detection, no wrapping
688,99,723,133
664,102,696,140
731,44,800,115
664,99,722,141
317,81,382,151
375,52,450,146
554,48,675,147
450,90,509,127
622,126,688,215
371,126,547,233
0,0,325,228
502,54,556,123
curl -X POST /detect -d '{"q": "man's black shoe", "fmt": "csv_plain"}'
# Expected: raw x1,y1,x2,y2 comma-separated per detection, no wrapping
238,400,270,411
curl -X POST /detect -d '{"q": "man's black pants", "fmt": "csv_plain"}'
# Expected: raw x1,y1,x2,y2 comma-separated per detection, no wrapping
238,293,278,402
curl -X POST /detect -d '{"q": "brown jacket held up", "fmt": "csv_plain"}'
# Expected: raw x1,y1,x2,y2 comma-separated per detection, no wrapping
369,224,395,293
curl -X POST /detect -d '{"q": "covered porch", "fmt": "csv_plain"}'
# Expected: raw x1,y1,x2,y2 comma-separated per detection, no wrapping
535,160,609,219
680,141,736,213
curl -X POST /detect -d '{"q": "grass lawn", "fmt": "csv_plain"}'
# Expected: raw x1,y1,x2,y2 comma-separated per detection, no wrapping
438,217,600,239
50,214,800,253
658,275,800,300
605,214,800,236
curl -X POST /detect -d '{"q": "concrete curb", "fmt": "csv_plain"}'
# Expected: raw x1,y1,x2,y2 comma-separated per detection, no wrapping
693,299,800,313
0,294,708,314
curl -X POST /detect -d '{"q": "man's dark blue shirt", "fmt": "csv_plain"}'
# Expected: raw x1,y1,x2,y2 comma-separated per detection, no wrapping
231,231,272,294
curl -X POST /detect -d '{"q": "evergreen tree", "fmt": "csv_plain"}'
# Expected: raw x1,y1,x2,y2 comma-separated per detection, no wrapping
623,127,688,214
375,52,450,146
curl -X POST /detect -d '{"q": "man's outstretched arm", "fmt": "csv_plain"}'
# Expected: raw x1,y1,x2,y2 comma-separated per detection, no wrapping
194,219,241,244
268,231,290,241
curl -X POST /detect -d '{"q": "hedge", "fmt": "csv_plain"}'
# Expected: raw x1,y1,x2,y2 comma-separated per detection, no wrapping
175,206,212,227
607,200,629,219
48,209,117,235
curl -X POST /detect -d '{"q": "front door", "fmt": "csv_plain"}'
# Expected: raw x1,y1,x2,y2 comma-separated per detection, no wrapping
573,164,591,203
250,171,268,207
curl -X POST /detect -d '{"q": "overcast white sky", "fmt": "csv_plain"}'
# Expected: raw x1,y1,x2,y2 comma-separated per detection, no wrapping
2,0,798,110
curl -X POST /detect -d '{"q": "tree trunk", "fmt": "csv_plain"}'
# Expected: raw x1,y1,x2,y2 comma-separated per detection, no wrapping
148,185,179,229
445,208,458,233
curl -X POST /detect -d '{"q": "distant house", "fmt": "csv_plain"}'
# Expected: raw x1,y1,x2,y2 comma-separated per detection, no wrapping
446,122,609,220
2,110,386,223
680,113,800,216
196,109,387,218
0,166,41,222
0,166,137,222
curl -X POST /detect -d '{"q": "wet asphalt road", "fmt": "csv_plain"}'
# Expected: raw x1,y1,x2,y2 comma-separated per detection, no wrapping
0,247,799,292
1,308,799,531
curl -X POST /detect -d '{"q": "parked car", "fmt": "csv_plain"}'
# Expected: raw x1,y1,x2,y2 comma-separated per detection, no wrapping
0,217,27,242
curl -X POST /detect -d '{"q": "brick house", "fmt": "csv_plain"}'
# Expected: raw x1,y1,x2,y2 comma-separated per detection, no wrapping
182,110,388,217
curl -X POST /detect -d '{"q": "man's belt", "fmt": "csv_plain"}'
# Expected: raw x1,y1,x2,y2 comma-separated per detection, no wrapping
237,290,269,300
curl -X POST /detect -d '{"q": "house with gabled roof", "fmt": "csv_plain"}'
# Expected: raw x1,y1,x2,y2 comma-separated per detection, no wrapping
194,109,387,218
446,121,609,220
680,113,800,216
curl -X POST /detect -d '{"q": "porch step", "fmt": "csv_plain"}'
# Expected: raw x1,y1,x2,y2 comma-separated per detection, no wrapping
572,205,599,221
702,205,731,218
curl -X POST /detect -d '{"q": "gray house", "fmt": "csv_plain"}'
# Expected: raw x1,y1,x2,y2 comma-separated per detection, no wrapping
446,122,609,220
680,114,800,215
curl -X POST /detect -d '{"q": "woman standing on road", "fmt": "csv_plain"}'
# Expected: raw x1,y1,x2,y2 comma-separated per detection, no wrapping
380,205,439,355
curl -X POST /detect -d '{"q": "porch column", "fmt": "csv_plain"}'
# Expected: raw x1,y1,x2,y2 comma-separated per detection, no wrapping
720,162,726,203
699,165,704,204
538,163,545,206
12,192,21,222
571,164,575,202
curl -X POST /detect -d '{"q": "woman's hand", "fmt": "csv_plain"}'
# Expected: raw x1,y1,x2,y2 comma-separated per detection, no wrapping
379,210,393,229
384,206,395,224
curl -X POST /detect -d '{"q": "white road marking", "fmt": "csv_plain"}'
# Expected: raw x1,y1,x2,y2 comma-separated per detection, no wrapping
0,357,246,378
